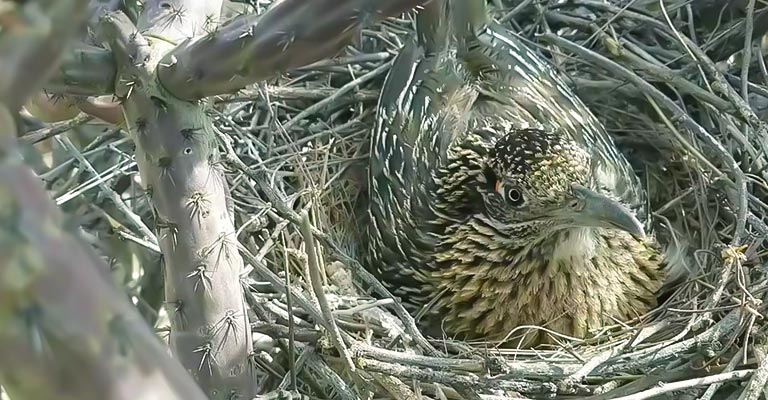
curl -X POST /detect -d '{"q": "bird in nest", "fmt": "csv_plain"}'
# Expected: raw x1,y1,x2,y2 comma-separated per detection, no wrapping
365,0,686,346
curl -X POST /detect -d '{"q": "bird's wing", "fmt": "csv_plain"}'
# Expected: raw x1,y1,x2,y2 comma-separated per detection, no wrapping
367,2,480,307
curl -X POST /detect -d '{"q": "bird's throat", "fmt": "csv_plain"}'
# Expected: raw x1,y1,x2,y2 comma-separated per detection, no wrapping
545,227,598,264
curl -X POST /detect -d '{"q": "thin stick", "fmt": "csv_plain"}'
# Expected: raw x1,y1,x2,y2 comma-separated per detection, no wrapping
282,61,392,131
215,127,441,356
738,343,768,400
700,349,743,400
740,0,757,103
300,211,356,372
19,114,94,144
55,135,157,245
541,32,749,247
610,370,753,400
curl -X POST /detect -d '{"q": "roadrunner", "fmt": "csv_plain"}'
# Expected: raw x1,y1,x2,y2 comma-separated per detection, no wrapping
366,0,674,345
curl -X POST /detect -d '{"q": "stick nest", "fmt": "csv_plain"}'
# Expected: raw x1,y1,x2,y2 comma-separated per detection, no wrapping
36,0,768,399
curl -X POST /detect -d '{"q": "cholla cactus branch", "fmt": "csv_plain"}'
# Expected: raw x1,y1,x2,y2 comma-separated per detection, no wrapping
83,0,125,43
0,0,90,111
0,1,224,398
157,0,431,100
44,44,118,96
139,0,224,42
87,0,125,26
98,11,152,98
98,7,256,398
0,109,208,400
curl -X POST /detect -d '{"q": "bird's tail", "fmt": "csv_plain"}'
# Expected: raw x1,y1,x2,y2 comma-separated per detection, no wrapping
448,0,489,40
416,0,448,53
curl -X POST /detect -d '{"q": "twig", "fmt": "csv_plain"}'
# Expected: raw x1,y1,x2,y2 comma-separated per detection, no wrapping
610,370,753,400
700,349,743,400
55,135,157,246
738,342,768,400
215,126,441,356
566,345,626,384
300,211,355,372
540,33,750,247
303,350,359,400
252,390,309,400
370,373,419,400
351,342,586,376
357,358,583,397
281,61,392,131
19,114,94,144
597,310,744,375
219,86,379,104
740,0,757,104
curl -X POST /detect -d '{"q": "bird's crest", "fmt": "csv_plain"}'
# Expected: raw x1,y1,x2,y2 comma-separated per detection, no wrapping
487,128,590,195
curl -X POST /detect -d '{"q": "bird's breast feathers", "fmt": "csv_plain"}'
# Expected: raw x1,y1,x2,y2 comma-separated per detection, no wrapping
422,222,665,344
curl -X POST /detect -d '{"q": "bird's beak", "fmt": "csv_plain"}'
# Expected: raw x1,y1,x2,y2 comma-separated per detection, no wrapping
567,184,646,238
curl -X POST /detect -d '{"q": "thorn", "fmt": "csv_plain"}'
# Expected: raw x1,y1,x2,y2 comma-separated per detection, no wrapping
158,156,177,187
165,299,187,329
135,117,148,136
201,232,236,267
108,315,134,356
150,96,168,113
159,54,178,68
214,309,242,352
193,341,217,375
187,191,212,222
156,218,178,249
180,127,202,141
276,30,296,52
238,25,256,39
186,264,212,293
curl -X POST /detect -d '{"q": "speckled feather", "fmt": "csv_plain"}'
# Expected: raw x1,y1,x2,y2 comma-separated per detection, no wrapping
366,0,667,345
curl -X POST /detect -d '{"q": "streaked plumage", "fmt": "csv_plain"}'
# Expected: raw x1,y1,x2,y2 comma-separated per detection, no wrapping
366,0,669,345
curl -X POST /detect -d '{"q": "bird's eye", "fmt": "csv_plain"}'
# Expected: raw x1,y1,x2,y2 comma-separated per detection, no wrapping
506,187,524,206
494,180,524,206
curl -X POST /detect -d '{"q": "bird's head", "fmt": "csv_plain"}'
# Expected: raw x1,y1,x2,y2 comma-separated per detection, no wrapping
480,127,644,239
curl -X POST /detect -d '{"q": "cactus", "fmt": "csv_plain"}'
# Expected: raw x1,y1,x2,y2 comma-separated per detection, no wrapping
44,45,118,97
3,0,429,399
157,0,433,100
95,7,257,396
0,1,209,399
0,112,210,400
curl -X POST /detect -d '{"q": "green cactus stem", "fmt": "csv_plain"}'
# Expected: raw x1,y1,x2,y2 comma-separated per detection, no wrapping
99,5,255,397
0,0,90,111
156,0,431,100
44,45,118,96
0,104,210,400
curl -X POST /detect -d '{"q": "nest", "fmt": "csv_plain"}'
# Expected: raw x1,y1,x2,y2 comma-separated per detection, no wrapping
32,0,768,398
